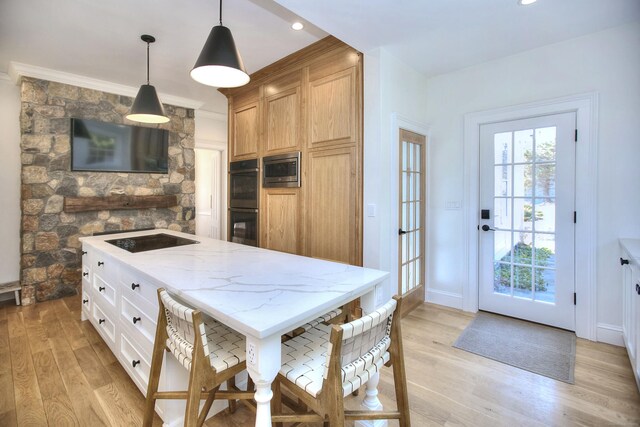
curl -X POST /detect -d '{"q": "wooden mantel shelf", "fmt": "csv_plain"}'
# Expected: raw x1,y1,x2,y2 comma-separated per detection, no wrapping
63,195,178,213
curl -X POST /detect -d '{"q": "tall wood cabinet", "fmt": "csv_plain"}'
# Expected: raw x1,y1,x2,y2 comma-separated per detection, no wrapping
221,37,363,266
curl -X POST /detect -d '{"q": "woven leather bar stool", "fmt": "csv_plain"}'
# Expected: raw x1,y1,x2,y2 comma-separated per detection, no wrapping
143,289,254,427
272,295,410,427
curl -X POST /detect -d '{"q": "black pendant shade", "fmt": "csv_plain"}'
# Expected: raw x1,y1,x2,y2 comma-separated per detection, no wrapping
127,35,169,124
190,0,250,88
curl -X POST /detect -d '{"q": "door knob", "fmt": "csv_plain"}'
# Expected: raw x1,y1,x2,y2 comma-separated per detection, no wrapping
481,225,495,232
398,229,407,236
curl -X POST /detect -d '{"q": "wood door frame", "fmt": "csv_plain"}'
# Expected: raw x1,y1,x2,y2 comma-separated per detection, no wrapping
463,93,598,340
398,129,427,316
390,114,430,316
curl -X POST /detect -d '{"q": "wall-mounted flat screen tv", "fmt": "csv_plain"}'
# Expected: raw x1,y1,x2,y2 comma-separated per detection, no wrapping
70,118,169,173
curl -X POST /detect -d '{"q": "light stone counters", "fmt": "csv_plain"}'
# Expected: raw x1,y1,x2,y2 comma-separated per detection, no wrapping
81,229,390,427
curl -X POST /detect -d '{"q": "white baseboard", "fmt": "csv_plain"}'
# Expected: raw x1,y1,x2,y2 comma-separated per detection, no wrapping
596,323,624,347
425,288,463,310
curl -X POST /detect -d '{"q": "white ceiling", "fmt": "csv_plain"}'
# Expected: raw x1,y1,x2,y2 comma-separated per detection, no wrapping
1,0,639,114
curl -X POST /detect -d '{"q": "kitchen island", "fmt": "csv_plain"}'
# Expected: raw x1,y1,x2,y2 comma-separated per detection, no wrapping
80,229,389,427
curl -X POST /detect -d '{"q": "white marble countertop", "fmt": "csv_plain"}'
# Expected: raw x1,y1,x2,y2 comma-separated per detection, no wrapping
81,229,389,339
620,238,640,266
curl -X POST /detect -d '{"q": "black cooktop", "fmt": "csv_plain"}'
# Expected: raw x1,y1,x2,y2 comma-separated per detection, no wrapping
106,233,199,253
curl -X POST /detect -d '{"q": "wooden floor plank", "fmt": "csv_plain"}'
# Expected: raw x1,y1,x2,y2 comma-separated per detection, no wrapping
73,345,113,391
32,350,80,426
0,319,17,425
10,334,47,426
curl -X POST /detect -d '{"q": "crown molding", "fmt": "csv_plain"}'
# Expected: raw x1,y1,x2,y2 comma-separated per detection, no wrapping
8,61,204,110
195,110,227,121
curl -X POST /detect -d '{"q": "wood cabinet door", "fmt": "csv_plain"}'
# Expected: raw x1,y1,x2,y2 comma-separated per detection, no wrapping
308,67,357,149
264,76,301,155
231,102,259,160
261,188,300,254
305,147,360,265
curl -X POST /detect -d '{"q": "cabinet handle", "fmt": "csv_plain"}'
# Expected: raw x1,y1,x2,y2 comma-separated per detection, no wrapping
131,283,140,290
83,299,88,304
99,319,105,324
132,316,141,324
99,286,105,292
82,251,87,255
98,261,104,266
636,284,640,296
620,257,630,265
83,272,89,277
132,360,140,368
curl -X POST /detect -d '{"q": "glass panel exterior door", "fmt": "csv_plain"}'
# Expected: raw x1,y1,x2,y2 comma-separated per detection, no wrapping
398,129,426,308
479,113,576,330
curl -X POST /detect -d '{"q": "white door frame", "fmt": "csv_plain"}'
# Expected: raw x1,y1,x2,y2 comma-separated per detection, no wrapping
390,113,430,305
195,139,228,240
463,93,598,340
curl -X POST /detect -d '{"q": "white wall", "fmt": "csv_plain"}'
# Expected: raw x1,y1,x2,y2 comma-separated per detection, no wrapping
425,22,640,330
0,75,21,284
194,110,228,240
363,48,429,303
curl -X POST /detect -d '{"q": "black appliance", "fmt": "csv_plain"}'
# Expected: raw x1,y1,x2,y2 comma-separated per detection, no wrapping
262,152,301,188
229,159,259,247
106,233,199,253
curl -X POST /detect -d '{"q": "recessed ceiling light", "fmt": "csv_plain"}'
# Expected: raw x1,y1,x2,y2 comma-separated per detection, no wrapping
518,0,537,5
291,22,304,31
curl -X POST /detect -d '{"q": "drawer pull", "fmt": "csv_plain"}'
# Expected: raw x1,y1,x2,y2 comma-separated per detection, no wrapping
636,284,640,296
82,250,87,255
132,360,141,368
132,316,141,324
98,261,104,266
131,283,140,290
83,299,89,304
83,272,89,277
99,319,105,324
99,286,105,292
620,257,630,266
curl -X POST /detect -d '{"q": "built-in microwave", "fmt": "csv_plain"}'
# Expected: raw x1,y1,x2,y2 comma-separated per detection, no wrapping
262,152,301,188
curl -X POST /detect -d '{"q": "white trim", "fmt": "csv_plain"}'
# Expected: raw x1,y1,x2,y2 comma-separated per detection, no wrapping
8,61,203,110
390,113,431,303
596,323,624,347
463,92,598,341
196,110,227,121
0,72,11,82
195,138,227,151
426,289,463,310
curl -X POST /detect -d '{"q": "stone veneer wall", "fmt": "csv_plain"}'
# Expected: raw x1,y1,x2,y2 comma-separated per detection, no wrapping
19,77,195,305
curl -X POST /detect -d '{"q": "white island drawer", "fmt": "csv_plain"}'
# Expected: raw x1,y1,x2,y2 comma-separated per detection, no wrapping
93,273,117,309
92,301,116,349
120,266,160,306
120,331,151,394
121,295,156,357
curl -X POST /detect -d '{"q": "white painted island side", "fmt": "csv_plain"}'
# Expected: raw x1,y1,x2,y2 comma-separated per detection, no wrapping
80,229,390,426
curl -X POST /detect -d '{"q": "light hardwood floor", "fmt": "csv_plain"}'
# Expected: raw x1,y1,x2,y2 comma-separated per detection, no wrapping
1,295,638,426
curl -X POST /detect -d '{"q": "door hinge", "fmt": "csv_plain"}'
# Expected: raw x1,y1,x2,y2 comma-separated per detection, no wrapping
574,129,578,142
574,292,577,305
573,211,577,223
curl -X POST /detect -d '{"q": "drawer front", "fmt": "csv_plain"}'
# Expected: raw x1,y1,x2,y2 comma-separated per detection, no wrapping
93,274,117,309
81,286,91,316
121,267,159,306
120,331,151,393
121,295,156,357
92,300,117,348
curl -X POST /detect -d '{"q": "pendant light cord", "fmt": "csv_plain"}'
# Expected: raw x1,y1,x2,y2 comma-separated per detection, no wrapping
146,41,150,85
219,0,223,25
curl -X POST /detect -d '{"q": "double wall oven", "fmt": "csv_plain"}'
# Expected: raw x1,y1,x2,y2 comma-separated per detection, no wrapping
228,159,258,246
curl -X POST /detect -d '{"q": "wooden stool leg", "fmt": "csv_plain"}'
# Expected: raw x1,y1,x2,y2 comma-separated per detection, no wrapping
197,387,219,427
144,296,168,427
271,379,282,427
227,376,238,413
184,370,203,427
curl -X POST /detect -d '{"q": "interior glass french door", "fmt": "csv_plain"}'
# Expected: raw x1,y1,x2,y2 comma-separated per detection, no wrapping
479,112,576,330
398,129,426,312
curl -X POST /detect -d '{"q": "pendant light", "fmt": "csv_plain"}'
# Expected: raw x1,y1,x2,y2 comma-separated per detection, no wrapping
190,0,250,88
126,34,170,124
